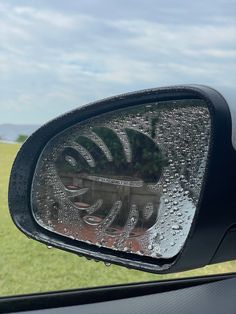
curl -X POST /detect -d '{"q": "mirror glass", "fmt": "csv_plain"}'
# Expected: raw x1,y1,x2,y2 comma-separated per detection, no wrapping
31,99,211,259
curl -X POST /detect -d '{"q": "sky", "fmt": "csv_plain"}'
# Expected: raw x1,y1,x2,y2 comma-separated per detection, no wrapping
0,0,235,125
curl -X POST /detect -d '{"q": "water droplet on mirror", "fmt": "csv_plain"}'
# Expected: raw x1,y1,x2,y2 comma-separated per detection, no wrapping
172,224,180,230
83,215,103,225
65,155,77,167
148,244,153,250
130,216,136,223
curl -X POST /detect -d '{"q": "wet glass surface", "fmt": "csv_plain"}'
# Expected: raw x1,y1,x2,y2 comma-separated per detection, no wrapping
31,99,211,259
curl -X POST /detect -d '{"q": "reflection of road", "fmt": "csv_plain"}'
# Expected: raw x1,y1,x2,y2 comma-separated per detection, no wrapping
54,222,145,253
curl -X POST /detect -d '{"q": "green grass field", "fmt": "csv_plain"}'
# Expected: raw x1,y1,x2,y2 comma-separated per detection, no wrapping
0,142,235,296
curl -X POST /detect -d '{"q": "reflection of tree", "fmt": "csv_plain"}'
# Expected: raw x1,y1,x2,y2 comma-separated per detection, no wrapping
150,116,160,139
56,127,168,183
126,128,166,181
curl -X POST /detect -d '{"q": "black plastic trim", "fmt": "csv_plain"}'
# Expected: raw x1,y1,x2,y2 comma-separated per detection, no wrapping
1,273,235,313
210,225,236,263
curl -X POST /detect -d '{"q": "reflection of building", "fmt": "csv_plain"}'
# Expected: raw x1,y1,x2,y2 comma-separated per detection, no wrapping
59,171,160,231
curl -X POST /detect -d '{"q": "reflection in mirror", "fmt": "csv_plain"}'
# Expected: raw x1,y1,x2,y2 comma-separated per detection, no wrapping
31,99,211,259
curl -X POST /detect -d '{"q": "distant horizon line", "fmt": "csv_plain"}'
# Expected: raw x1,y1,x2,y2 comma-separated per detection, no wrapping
0,123,41,126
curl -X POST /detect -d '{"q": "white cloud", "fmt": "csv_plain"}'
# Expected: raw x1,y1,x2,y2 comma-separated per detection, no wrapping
0,1,235,124
13,6,91,29
184,49,236,58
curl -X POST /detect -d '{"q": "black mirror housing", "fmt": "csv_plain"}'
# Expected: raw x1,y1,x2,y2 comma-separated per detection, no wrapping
8,85,236,273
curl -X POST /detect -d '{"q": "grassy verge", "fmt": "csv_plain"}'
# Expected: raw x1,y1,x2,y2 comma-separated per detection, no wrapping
0,142,235,296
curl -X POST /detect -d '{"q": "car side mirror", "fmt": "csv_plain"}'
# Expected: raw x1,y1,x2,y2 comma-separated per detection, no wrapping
8,85,236,273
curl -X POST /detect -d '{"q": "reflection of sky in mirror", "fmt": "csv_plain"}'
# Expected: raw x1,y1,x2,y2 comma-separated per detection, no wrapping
0,0,235,124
